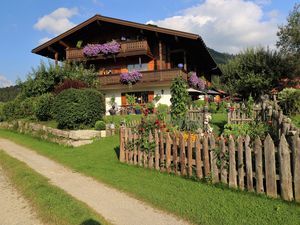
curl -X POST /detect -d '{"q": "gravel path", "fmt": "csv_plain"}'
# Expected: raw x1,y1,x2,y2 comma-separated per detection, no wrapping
0,167,43,225
0,138,190,225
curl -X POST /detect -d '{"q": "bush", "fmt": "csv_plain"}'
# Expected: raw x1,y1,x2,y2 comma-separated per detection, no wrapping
2,100,19,120
0,103,4,121
217,101,227,113
278,88,300,115
35,93,54,121
19,97,37,118
156,104,169,114
53,88,105,129
223,121,269,139
209,102,218,113
193,100,206,108
95,120,106,130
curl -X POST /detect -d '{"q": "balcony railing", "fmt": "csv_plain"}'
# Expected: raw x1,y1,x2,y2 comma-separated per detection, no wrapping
99,68,187,89
66,40,151,60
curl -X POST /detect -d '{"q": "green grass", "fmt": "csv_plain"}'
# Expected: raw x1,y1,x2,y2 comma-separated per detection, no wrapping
0,150,110,225
0,129,299,225
211,112,227,135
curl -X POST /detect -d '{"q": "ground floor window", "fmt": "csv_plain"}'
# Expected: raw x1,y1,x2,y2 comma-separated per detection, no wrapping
121,91,154,105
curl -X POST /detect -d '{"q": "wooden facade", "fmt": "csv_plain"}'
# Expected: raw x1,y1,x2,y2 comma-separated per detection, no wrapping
32,15,220,106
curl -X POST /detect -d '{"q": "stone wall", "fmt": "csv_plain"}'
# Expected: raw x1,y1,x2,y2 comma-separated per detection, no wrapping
0,121,115,147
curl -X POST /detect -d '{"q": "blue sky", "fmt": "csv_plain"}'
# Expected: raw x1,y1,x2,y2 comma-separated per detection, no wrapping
0,0,298,87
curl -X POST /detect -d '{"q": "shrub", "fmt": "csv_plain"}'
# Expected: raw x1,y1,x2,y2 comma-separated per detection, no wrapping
170,77,189,121
54,79,88,94
95,120,106,130
0,103,4,121
217,101,227,113
223,121,269,139
19,97,37,118
156,104,169,114
278,88,300,115
194,100,206,108
35,93,54,121
53,88,105,129
209,102,218,113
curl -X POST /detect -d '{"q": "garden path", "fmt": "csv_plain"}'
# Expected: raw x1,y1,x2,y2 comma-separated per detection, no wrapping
0,167,43,225
0,138,190,225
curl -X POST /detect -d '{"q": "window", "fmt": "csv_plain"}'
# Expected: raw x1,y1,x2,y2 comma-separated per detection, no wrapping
127,63,148,72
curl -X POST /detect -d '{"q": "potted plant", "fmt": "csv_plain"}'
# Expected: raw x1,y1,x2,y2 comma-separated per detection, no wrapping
134,104,142,114
126,94,136,114
108,96,117,115
146,102,155,114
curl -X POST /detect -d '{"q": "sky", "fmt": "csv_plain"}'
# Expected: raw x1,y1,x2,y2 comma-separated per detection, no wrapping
0,0,298,87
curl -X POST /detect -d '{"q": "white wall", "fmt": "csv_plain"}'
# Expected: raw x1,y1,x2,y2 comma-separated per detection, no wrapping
103,86,171,115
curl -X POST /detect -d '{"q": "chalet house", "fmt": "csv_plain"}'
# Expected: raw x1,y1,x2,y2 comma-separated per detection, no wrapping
32,15,221,114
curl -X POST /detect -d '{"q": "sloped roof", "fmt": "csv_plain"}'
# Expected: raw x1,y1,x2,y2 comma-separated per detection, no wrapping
32,14,202,54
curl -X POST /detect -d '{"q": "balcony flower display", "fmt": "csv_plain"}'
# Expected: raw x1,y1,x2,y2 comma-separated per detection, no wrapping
120,70,142,85
188,72,205,90
83,40,121,57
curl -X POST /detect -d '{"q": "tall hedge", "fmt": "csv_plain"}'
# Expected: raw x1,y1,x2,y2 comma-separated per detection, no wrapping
35,93,54,121
53,88,105,129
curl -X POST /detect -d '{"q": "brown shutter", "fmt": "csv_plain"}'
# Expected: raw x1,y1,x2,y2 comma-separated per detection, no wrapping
148,91,154,102
121,93,127,106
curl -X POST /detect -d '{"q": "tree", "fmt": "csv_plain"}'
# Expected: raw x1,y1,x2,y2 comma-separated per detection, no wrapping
276,3,300,76
220,48,289,99
170,76,189,120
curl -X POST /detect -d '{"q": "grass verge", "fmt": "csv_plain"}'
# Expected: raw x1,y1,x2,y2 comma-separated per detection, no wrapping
0,129,299,225
0,150,110,225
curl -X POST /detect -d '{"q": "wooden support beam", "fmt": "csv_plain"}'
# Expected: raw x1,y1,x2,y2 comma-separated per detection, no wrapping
59,40,70,49
159,41,163,70
174,35,179,42
54,52,59,65
183,50,187,70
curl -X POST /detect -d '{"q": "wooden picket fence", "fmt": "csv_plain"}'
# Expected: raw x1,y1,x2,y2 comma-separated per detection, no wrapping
119,126,300,202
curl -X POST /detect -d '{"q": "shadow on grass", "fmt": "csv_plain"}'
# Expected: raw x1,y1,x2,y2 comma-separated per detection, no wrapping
114,146,120,159
212,120,227,135
80,219,102,225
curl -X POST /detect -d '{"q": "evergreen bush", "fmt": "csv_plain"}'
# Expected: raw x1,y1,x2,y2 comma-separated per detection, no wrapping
95,120,106,130
53,88,105,129
35,93,54,121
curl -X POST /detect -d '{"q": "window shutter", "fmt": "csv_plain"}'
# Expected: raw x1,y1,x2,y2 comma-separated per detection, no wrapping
121,93,127,106
148,91,154,102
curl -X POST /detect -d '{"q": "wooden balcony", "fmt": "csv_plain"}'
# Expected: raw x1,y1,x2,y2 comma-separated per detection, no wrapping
99,68,187,90
66,40,151,60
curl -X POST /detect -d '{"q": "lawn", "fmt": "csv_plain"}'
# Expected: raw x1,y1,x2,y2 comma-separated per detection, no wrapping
0,129,299,225
0,150,109,225
211,112,227,135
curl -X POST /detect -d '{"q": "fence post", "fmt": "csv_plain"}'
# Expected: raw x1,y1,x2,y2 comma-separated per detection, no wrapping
172,134,178,174
254,137,264,193
264,134,277,198
180,132,187,176
196,135,203,179
279,134,293,201
154,130,160,170
229,135,237,188
245,135,254,192
166,133,171,173
237,136,244,190
119,126,125,162
203,135,210,177
148,131,154,169
291,133,300,202
209,135,218,183
187,133,193,177
220,135,228,184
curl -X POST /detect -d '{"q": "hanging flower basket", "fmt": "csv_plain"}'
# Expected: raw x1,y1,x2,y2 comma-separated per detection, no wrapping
188,72,205,90
120,70,142,85
83,40,121,57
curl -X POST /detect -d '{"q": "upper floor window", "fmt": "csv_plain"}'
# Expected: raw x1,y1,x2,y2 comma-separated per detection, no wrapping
127,63,148,72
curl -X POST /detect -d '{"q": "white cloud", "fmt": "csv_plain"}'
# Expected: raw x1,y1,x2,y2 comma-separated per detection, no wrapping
0,75,13,88
148,0,278,53
34,7,78,35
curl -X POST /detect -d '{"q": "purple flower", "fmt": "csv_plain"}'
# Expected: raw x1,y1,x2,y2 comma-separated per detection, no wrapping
120,70,142,85
188,72,205,90
83,41,121,57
